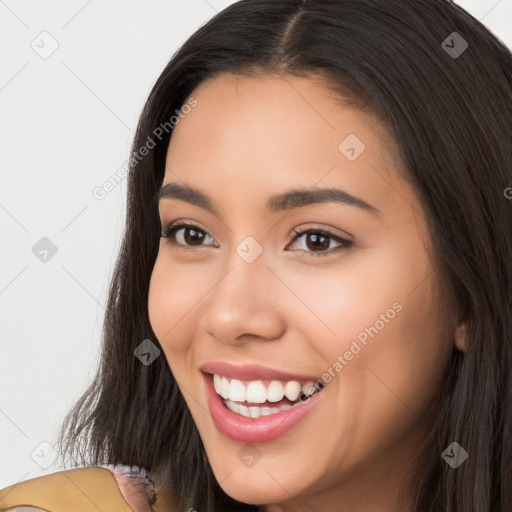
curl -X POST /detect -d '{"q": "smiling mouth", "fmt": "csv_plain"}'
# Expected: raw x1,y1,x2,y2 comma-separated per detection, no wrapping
210,373,325,418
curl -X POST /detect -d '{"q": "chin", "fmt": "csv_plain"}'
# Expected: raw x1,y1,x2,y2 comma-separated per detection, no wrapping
220,481,285,507
212,464,303,507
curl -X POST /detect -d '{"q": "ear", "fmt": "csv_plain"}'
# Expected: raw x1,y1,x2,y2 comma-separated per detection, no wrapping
454,321,468,353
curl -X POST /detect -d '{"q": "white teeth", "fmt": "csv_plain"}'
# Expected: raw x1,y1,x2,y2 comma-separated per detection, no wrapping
213,374,223,395
284,381,301,401
213,374,221,393
225,400,239,414
238,404,250,417
224,399,302,417
248,406,261,418
220,376,230,399
267,381,284,402
246,381,267,403
228,379,246,402
213,374,322,404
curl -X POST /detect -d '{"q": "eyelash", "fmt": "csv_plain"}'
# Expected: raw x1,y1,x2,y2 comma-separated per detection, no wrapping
159,221,353,257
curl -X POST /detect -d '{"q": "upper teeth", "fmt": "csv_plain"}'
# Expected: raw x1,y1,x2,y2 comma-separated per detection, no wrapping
213,374,317,403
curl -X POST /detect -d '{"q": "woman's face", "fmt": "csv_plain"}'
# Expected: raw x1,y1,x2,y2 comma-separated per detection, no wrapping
148,73,457,511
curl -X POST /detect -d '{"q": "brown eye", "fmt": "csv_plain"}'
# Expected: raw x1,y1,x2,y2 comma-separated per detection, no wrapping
161,222,218,248
179,226,205,245
287,228,353,257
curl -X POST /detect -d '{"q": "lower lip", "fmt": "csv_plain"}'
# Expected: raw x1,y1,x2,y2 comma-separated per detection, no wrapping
203,373,324,444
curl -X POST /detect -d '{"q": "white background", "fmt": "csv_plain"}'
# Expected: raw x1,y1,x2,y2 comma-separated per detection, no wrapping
1,0,511,489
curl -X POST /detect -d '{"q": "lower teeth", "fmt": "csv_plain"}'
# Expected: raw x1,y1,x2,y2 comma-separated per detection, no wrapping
224,399,301,418
223,389,321,418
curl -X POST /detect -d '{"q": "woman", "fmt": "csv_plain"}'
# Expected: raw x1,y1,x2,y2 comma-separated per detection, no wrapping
1,0,511,511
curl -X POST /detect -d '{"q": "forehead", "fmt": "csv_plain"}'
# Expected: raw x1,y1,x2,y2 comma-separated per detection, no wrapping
163,72,414,219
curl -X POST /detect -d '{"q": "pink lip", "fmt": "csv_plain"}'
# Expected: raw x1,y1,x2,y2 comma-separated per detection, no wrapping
202,372,324,444
200,361,321,382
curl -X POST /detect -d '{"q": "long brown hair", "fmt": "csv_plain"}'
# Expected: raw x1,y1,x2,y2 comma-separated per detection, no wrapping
57,1,512,510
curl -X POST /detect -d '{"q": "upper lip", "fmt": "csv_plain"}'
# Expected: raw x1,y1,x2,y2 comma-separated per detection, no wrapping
201,361,320,382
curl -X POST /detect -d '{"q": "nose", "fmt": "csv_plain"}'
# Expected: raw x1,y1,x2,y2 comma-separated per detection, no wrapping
198,244,286,347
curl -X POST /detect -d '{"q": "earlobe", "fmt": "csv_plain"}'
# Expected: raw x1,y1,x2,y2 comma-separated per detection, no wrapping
454,322,468,353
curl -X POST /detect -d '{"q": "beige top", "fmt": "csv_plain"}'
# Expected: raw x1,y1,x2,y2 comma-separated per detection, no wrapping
0,467,168,512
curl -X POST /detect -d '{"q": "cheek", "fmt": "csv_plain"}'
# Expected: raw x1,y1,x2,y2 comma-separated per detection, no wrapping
276,244,420,357
363,277,452,403
147,252,196,353
336,287,451,466
287,241,451,452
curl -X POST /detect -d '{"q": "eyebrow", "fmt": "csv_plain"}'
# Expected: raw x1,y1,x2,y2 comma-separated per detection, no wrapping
154,182,381,216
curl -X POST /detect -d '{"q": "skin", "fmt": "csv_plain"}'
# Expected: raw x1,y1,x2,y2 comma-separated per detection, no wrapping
148,73,464,512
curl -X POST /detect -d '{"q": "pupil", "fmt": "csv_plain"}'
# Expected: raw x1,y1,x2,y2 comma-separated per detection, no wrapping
186,228,203,245
307,233,329,251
